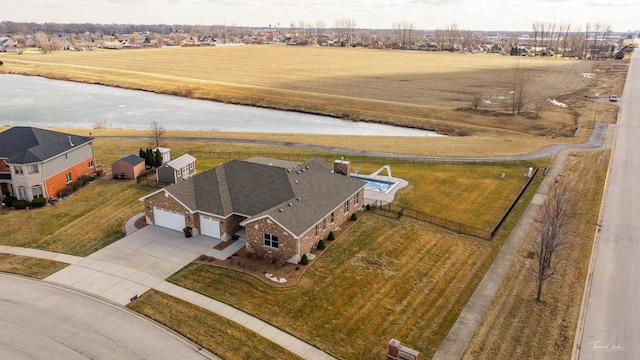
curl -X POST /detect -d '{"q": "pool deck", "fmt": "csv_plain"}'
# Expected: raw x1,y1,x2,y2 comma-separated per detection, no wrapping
360,175,408,205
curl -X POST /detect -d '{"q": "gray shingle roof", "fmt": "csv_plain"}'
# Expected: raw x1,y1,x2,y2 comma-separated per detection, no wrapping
118,154,145,166
162,157,365,237
0,127,93,164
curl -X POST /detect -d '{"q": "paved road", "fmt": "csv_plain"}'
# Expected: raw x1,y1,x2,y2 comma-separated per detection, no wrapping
0,274,210,360
577,56,640,359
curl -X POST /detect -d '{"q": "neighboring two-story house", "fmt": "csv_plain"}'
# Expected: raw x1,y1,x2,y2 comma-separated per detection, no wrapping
141,157,365,263
0,127,96,201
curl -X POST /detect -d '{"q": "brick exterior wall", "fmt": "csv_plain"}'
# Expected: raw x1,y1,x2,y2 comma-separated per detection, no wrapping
245,217,298,262
44,157,96,198
334,160,351,176
245,188,364,263
143,191,190,227
0,159,9,173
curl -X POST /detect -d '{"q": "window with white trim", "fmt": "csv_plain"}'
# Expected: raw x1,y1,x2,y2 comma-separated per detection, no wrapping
88,161,94,168
65,172,72,183
264,233,279,249
27,164,39,174
64,154,68,162
18,186,28,200
354,192,359,205
13,166,24,175
32,185,44,198
189,162,194,171
323,219,326,230
330,211,335,223
344,200,350,213
315,224,319,236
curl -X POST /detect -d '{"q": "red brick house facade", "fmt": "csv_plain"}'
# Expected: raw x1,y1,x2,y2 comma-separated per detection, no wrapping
0,127,96,201
140,157,365,263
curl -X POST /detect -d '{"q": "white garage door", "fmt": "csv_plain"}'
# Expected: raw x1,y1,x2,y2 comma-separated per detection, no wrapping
153,207,185,232
200,215,221,239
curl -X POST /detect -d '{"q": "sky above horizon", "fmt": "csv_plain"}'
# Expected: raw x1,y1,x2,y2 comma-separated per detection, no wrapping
3,0,638,33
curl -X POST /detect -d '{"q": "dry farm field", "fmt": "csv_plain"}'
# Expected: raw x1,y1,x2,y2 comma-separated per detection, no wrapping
0,45,620,140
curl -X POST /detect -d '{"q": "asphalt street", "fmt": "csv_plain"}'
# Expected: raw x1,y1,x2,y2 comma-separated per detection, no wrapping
0,274,210,360
578,55,640,359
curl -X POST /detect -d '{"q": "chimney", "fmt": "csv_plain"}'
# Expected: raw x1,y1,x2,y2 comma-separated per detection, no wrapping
68,136,74,147
333,158,351,177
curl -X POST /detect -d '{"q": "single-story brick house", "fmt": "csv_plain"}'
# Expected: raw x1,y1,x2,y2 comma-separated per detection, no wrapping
111,154,146,180
156,153,196,184
140,157,365,263
0,126,96,201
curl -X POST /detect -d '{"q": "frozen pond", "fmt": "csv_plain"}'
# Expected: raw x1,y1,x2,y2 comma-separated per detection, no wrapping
0,74,439,136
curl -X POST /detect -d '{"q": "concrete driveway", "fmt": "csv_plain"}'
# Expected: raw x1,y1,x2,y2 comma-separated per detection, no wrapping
45,226,219,305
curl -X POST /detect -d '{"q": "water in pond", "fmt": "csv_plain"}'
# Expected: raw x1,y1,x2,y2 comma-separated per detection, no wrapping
0,74,440,137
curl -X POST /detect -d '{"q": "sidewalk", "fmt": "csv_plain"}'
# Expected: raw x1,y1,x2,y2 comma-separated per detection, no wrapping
432,150,572,360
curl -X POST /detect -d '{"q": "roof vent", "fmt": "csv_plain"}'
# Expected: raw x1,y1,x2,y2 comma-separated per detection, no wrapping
68,136,74,147
297,171,300,174
268,163,272,166
288,203,292,206
296,197,301,201
306,166,310,169
279,208,283,212
295,180,298,184
287,169,291,172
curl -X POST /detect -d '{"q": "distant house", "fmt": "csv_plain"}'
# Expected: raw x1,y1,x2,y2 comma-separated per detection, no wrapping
0,37,17,52
102,41,123,49
140,157,365,263
111,155,145,180
153,147,171,164
156,154,196,184
0,127,96,201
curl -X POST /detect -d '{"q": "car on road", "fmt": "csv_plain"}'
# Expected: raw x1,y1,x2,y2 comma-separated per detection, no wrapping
609,95,619,102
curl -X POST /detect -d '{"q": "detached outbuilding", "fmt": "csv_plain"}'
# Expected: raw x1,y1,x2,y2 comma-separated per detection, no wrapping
111,154,146,180
156,154,196,184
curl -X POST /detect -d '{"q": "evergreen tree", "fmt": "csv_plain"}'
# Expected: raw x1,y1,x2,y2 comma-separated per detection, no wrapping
154,150,162,167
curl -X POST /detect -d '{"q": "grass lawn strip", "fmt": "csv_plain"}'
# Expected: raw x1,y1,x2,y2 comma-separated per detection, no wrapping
0,254,68,279
128,289,304,360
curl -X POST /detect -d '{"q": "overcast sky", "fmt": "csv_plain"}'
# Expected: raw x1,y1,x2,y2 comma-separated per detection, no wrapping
3,0,638,32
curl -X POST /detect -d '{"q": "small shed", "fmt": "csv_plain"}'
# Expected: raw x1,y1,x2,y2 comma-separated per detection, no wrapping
153,147,171,164
111,154,146,180
156,154,196,184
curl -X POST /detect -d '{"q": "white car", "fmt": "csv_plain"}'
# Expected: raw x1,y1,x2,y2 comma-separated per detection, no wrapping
609,95,619,102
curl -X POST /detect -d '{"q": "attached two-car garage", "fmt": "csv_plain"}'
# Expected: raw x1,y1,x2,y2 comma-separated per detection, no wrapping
153,207,221,239
152,207,185,232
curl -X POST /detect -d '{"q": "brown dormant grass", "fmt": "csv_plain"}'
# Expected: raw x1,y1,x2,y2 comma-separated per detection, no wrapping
128,290,304,360
0,254,68,279
463,150,608,360
0,46,599,136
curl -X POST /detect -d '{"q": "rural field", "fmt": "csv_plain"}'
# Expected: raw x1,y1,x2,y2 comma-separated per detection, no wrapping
0,45,624,142
0,45,627,359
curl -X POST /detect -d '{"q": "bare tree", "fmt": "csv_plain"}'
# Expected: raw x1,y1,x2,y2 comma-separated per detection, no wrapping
508,62,528,115
148,121,166,149
533,179,574,301
334,18,357,46
444,23,459,51
433,29,446,51
471,95,482,110
392,21,415,49
34,31,50,53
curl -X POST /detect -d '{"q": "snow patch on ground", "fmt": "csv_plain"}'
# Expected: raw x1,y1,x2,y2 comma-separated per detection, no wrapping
581,73,596,78
548,98,568,108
